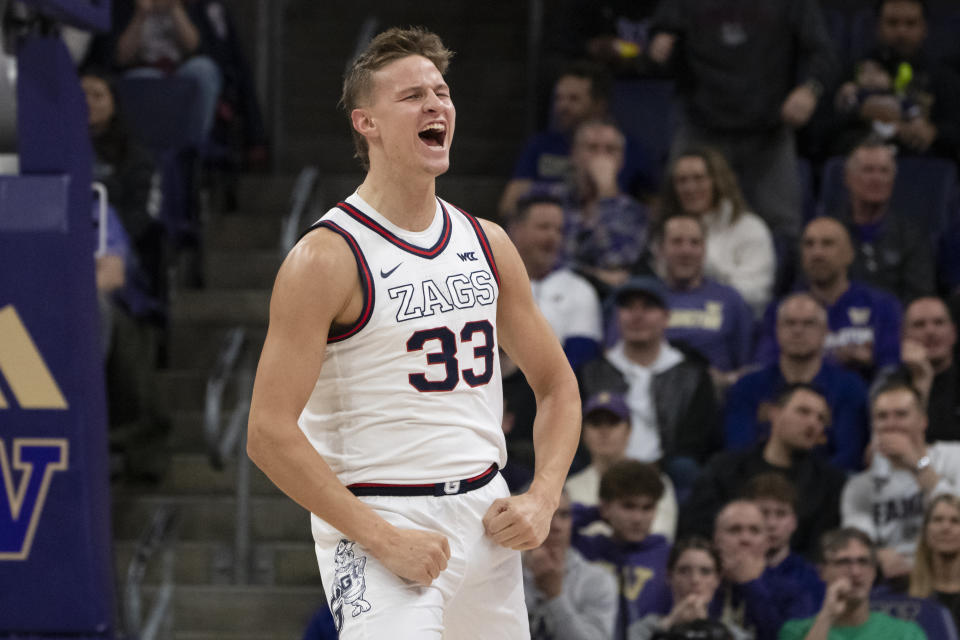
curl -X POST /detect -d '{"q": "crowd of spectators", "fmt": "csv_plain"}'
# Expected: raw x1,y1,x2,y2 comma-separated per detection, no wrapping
507,0,960,638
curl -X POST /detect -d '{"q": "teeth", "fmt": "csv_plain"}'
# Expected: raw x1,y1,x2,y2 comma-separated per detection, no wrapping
420,123,446,133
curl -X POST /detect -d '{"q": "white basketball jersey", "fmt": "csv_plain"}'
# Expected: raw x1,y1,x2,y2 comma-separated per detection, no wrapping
297,192,507,485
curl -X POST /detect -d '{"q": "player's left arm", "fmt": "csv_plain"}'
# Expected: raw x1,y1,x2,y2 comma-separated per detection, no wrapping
479,219,581,550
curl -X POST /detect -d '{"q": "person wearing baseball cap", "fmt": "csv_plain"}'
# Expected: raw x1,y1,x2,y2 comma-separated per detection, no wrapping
579,276,720,500
566,391,678,540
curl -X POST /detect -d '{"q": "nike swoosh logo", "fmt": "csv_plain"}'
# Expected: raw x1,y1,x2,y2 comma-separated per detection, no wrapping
380,262,402,278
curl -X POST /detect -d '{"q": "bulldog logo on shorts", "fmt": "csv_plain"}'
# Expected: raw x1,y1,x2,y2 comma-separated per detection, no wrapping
330,539,372,630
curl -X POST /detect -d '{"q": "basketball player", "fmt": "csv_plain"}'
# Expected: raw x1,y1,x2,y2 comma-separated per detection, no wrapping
247,27,581,638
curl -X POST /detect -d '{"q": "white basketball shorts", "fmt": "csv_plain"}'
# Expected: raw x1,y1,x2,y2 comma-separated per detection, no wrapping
311,471,530,639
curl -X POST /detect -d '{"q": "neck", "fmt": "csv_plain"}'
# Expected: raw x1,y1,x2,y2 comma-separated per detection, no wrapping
667,273,702,291
357,166,437,230
809,274,849,306
591,455,621,476
622,340,662,367
779,353,823,383
933,552,960,591
932,355,954,375
523,258,550,282
762,437,794,468
835,601,871,627
851,199,887,225
767,545,789,567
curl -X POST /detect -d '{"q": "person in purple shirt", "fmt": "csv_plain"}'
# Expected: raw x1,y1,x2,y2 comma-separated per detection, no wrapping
711,500,816,640
755,217,902,379
553,118,649,295
655,213,754,385
744,473,824,599
498,61,656,218
727,292,869,471
572,460,672,639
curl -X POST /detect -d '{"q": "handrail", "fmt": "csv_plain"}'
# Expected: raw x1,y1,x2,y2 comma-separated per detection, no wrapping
203,325,255,583
123,505,178,640
92,181,108,257
280,165,319,253
204,326,247,470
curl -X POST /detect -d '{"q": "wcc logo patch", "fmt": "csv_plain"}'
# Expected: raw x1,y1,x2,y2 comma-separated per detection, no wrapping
329,539,372,630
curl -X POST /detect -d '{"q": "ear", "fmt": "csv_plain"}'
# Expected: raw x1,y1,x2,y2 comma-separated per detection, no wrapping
351,107,377,141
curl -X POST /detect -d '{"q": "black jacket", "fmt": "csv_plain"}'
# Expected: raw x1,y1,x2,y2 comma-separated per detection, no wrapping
578,351,720,462
678,443,846,557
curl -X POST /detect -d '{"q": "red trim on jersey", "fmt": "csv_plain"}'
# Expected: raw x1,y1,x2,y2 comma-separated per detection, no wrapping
312,221,374,343
335,200,452,258
452,204,501,288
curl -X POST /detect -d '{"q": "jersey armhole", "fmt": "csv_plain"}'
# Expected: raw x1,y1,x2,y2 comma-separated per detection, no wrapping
306,220,375,343
452,205,501,288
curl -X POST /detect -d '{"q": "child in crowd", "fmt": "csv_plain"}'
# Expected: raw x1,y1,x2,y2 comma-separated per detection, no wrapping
572,460,673,637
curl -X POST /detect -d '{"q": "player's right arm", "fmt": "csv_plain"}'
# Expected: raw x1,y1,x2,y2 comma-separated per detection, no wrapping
247,228,450,585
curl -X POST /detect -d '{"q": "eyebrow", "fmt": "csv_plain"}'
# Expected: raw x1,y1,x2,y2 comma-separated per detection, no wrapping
397,82,449,95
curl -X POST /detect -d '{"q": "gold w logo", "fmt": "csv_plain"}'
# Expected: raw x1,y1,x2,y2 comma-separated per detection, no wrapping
0,305,67,410
0,438,69,560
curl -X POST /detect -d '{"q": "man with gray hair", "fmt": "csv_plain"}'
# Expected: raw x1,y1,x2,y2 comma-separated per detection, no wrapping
725,292,869,471
831,140,934,303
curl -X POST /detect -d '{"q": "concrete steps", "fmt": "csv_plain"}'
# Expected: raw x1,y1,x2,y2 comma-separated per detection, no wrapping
141,585,324,635
112,493,309,542
114,539,318,586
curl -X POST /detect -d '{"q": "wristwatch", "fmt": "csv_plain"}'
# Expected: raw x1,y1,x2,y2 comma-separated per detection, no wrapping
916,455,932,473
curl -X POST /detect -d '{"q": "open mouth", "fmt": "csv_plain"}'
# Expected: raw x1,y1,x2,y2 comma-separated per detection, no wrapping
419,123,446,148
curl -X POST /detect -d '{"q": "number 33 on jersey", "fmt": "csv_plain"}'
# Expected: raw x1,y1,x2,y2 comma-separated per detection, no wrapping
296,193,508,487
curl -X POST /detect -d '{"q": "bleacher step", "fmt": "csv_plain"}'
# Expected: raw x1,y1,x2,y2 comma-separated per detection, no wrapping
112,493,310,542
141,584,324,634
170,289,270,325
167,325,266,370
205,249,282,289
114,540,320,586
159,452,282,496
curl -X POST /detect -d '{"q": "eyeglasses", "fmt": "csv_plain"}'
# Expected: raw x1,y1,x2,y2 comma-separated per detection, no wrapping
826,556,873,569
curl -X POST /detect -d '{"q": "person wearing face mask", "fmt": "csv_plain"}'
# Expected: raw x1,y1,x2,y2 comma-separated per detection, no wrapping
629,537,750,640
658,148,775,317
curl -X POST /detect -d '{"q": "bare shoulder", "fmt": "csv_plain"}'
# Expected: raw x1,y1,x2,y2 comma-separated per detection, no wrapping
271,226,360,327
476,217,510,251
476,218,524,287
